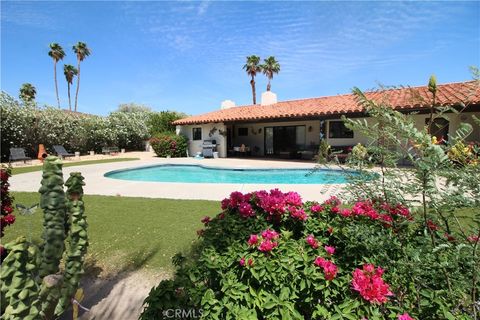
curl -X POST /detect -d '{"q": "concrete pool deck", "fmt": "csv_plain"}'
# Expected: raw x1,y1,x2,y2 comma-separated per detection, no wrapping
10,155,348,201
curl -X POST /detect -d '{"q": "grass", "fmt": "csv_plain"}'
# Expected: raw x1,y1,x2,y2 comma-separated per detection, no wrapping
10,158,140,175
3,192,219,275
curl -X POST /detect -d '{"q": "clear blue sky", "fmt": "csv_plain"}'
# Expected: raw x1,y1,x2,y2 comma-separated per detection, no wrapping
2,1,479,116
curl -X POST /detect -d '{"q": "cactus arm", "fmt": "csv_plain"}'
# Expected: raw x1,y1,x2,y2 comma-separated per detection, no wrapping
55,172,88,316
0,237,41,320
38,156,67,279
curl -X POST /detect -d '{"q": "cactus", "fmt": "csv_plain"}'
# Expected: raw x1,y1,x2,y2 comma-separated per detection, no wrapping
1,157,89,320
0,237,41,320
55,172,88,315
38,156,67,278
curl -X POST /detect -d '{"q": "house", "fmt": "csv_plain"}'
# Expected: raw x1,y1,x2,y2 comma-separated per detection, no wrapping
173,81,480,159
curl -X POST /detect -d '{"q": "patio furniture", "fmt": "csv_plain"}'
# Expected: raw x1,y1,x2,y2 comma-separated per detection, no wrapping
9,148,32,163
329,145,354,163
102,147,119,155
53,145,75,159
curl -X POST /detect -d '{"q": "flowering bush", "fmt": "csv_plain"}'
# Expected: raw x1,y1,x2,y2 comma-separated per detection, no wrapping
141,189,477,319
0,166,14,238
0,92,152,160
150,133,188,158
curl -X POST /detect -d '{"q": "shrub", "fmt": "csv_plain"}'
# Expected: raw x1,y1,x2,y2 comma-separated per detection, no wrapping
150,133,188,157
148,111,187,136
0,166,14,239
141,190,477,319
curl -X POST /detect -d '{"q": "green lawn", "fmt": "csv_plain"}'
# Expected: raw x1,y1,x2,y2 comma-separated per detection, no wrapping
10,158,140,175
3,192,219,276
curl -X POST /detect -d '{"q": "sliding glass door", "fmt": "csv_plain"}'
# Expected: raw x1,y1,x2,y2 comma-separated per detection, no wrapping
264,125,306,156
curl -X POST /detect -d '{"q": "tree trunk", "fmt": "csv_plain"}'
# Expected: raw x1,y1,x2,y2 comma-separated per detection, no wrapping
68,82,71,111
54,62,60,108
74,59,81,112
250,76,256,105
267,78,271,91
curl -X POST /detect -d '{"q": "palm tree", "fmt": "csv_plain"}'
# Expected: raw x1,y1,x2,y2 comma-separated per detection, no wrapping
243,55,261,104
48,43,66,108
63,64,78,111
19,83,37,105
260,56,280,91
72,42,91,112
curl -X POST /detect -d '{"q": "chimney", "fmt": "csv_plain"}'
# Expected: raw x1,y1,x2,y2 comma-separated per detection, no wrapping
221,100,235,109
261,91,277,106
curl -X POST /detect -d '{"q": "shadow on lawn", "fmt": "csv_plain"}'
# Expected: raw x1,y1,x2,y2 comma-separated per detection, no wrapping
60,247,165,320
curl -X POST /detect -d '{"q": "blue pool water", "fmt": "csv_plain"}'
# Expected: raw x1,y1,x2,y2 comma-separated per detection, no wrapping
104,164,357,184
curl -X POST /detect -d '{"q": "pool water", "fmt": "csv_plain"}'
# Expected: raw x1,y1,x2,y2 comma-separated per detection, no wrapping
105,164,357,184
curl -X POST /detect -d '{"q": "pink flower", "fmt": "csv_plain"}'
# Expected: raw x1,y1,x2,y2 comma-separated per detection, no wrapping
310,204,324,213
324,196,341,207
289,207,308,221
426,220,440,231
261,229,279,240
258,239,278,252
306,235,319,249
239,257,245,266
331,206,340,214
238,202,255,218
352,200,379,220
398,313,415,320
221,198,230,210
285,192,303,207
467,235,479,243
314,257,338,281
248,234,259,246
201,216,211,224
340,208,352,217
351,264,393,304
324,246,335,255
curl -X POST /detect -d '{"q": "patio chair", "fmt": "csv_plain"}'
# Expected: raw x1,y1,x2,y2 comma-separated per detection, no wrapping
53,145,75,159
9,148,32,163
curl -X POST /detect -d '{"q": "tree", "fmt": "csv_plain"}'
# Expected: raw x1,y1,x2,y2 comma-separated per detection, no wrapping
48,43,66,108
19,83,36,105
243,55,261,104
117,103,152,113
72,42,91,112
148,111,188,136
260,56,280,91
63,64,78,111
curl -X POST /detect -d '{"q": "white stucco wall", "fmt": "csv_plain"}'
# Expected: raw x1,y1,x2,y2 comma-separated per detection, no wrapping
176,111,479,158
177,123,227,157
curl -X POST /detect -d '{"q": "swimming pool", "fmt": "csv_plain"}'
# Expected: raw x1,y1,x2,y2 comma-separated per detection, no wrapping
104,164,357,184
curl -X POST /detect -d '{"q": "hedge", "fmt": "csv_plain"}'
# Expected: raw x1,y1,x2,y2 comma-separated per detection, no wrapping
150,133,188,158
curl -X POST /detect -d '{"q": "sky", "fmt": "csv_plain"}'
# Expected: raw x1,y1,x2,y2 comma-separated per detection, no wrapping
1,1,479,116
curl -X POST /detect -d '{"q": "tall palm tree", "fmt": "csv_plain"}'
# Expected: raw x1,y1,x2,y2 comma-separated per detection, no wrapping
243,55,261,104
63,64,78,111
260,56,280,91
48,43,66,108
19,83,37,105
72,42,91,112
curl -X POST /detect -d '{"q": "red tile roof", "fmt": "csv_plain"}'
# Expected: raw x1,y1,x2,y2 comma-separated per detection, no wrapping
174,81,480,125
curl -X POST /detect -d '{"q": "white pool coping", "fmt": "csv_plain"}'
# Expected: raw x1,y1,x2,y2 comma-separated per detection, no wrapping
10,157,348,202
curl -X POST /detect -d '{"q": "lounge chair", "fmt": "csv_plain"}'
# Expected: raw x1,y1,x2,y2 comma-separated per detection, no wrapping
9,148,32,163
102,146,119,155
53,145,75,159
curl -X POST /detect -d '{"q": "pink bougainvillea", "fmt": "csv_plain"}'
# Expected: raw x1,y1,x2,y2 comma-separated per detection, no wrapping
258,239,278,252
398,313,415,320
261,229,279,240
248,234,259,246
289,206,308,221
310,204,324,213
314,257,338,280
324,245,335,255
1,167,15,238
468,235,480,243
306,235,319,249
201,216,211,225
351,264,393,304
238,202,255,218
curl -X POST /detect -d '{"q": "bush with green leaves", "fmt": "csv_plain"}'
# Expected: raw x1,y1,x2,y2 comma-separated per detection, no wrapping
148,111,188,136
0,92,152,160
150,133,188,158
141,188,478,320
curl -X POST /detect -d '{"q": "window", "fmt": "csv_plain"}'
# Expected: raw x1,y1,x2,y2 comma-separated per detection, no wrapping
192,128,202,140
328,121,353,139
238,128,248,136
